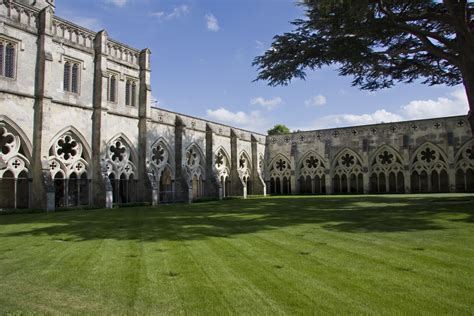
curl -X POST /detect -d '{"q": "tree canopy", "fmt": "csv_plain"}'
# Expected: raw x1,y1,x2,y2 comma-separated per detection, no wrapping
268,124,291,135
253,0,474,131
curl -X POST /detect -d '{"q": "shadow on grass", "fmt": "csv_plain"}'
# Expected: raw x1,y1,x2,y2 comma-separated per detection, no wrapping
0,195,473,242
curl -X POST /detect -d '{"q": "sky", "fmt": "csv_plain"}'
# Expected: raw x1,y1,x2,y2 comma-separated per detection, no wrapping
57,0,469,133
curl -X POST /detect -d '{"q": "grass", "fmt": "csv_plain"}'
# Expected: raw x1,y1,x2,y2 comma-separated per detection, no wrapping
0,194,473,315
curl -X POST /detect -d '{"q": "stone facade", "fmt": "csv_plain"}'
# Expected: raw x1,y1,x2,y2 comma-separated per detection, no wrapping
0,1,472,211
266,116,474,195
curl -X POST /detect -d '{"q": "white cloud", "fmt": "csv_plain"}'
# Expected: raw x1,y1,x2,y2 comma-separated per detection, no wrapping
251,97,283,110
311,110,403,129
151,5,190,20
307,88,468,130
400,89,468,120
205,14,220,32
105,0,128,7
206,108,268,132
305,95,327,107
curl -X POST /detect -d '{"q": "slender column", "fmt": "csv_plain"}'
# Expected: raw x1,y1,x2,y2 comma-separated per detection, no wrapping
31,7,55,211
138,48,156,204
91,30,112,208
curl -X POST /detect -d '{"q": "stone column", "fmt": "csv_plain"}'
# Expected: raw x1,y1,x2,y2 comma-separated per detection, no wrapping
138,48,155,204
290,142,297,195
174,116,189,202
230,129,243,197
205,124,220,198
31,7,55,211
250,135,265,196
91,30,112,208
325,171,332,194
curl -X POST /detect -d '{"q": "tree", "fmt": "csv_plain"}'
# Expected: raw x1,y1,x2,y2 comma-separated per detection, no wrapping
268,124,291,135
253,0,474,132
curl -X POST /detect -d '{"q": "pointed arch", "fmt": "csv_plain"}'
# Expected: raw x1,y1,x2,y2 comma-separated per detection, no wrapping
369,145,405,194
454,138,474,192
267,153,291,195
369,144,404,167
150,137,175,177
410,142,449,193
108,133,139,165
297,150,328,195
332,148,364,194
49,126,92,162
410,142,449,168
332,147,364,170
0,115,32,161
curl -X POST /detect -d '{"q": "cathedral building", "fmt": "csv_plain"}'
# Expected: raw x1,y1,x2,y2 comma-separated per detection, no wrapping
0,0,472,211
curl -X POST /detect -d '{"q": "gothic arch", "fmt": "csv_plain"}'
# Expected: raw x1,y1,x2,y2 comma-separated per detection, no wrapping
0,115,32,161
150,137,175,179
239,150,252,195
48,128,92,208
48,126,92,163
332,148,364,194
214,146,231,197
106,133,138,179
185,143,205,199
369,145,405,193
410,142,449,193
268,153,291,195
297,150,328,194
0,116,32,209
454,139,474,192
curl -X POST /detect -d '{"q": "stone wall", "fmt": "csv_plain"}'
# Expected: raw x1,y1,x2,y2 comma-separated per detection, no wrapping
266,116,474,195
0,1,472,211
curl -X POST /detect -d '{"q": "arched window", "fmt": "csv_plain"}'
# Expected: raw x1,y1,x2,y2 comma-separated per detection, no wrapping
454,141,474,192
48,130,90,208
125,80,131,105
108,74,117,102
410,143,449,193
298,151,328,195
71,63,79,93
131,82,137,107
369,146,404,194
63,60,80,93
1,41,16,79
0,122,31,209
63,62,70,91
106,135,137,204
332,149,364,194
268,155,291,195
5,43,15,78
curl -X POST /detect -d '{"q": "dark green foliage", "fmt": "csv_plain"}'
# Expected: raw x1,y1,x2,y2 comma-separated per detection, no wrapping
253,0,474,130
268,124,291,135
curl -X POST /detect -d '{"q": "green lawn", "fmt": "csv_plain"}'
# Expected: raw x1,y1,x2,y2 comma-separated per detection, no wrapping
0,194,473,315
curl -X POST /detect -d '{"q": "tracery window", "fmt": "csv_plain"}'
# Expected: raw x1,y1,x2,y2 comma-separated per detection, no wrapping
298,151,327,194
215,148,231,197
239,152,252,195
48,131,90,208
410,143,449,193
107,73,118,102
0,122,30,209
268,155,291,195
0,40,16,79
455,140,474,192
125,79,137,106
332,149,364,194
150,139,175,202
63,60,80,93
370,147,405,194
105,136,137,204
186,144,205,199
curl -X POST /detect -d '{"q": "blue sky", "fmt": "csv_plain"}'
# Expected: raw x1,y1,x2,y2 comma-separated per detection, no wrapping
58,0,468,133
